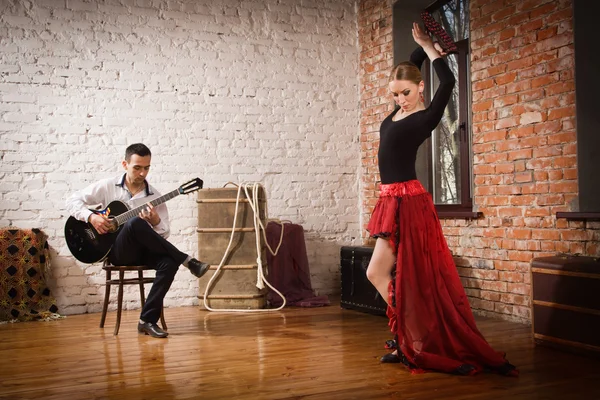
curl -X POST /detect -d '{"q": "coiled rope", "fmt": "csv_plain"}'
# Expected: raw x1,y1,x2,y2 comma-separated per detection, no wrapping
202,182,287,312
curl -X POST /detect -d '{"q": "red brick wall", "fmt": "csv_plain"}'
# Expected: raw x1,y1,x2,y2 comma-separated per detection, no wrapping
358,0,393,236
359,0,599,323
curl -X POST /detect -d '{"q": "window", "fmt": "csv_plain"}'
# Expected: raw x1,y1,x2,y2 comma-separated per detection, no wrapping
556,0,600,222
425,0,477,217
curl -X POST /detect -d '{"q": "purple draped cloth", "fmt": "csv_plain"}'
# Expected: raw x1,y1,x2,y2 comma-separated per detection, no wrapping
265,222,330,307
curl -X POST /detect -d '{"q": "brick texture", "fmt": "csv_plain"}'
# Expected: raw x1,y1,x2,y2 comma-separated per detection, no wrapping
359,0,600,323
0,0,360,314
358,0,393,239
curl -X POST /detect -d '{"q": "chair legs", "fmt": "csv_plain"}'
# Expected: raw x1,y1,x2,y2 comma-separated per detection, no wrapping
101,265,168,336
138,269,146,308
99,271,111,328
160,309,167,331
114,269,125,335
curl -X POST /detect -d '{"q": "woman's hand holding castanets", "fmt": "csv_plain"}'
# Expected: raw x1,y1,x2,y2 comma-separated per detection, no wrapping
433,42,448,57
412,22,443,61
412,22,434,50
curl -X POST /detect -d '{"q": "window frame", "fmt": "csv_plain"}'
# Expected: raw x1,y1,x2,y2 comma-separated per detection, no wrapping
424,1,480,219
557,0,600,222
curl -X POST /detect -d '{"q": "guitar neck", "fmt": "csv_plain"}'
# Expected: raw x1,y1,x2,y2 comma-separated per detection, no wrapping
113,189,179,226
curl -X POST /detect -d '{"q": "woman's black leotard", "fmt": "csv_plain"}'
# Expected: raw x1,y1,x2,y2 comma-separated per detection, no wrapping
377,48,456,184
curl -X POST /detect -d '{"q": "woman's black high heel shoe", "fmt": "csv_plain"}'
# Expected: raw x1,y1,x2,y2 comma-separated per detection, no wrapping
380,352,401,363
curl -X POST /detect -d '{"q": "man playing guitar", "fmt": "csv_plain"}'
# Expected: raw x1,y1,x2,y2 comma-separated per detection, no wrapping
65,143,209,338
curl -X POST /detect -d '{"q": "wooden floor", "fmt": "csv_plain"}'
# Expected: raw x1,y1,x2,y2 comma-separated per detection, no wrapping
1,303,600,400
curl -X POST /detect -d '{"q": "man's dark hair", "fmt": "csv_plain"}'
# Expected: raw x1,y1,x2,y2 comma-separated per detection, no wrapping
125,143,151,161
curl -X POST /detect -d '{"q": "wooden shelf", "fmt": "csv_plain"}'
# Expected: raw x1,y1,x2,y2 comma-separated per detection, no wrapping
437,211,482,219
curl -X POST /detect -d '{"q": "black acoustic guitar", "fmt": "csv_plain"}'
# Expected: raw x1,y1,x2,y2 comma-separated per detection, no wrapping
64,178,203,264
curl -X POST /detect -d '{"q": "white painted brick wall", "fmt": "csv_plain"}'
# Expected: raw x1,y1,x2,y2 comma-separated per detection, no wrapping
0,0,361,315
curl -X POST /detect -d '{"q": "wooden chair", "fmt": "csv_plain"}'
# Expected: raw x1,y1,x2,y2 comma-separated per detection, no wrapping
99,260,167,335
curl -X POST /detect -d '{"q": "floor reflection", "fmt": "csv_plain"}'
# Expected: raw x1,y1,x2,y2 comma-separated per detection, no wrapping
100,335,175,399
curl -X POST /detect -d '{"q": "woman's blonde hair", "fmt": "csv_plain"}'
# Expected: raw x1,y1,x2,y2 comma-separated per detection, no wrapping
389,62,422,84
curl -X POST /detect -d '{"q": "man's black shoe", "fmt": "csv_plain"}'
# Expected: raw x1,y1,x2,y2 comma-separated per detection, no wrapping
188,259,210,278
138,322,168,338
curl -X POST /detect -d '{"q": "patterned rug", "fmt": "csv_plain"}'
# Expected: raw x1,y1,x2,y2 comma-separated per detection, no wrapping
0,228,60,322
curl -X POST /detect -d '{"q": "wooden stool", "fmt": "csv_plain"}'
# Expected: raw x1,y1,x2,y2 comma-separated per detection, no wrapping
99,260,167,335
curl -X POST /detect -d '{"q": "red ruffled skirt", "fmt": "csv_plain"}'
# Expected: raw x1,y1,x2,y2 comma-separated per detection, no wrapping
367,180,517,376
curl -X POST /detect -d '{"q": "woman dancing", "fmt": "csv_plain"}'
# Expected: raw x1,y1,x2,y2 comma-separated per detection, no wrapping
365,22,517,376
